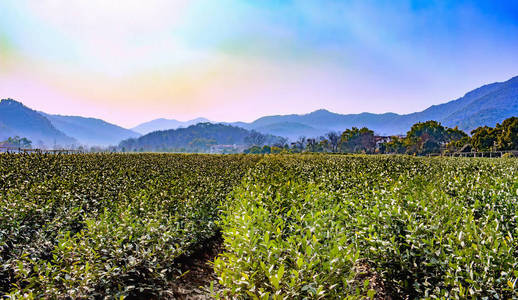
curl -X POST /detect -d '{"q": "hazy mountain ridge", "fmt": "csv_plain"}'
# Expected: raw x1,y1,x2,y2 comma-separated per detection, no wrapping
230,75,518,138
2,75,517,146
42,113,141,147
0,99,76,146
253,122,322,140
119,122,283,152
132,117,211,134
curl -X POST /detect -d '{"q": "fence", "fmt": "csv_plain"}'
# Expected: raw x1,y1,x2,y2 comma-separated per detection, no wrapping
431,150,518,158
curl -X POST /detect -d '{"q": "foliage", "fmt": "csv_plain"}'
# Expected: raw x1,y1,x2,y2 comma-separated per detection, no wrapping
496,117,518,150
119,123,282,153
339,127,376,153
326,132,340,153
383,136,406,154
0,153,260,298
403,121,449,154
471,126,499,151
2,153,517,298
244,130,267,147
215,155,518,299
468,117,518,151
188,137,217,150
1,136,32,148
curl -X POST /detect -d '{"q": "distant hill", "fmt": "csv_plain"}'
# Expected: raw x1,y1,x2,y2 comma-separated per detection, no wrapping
119,122,283,152
253,122,323,140
0,99,76,146
132,117,211,134
2,75,517,147
233,110,402,138
42,113,140,146
232,76,518,138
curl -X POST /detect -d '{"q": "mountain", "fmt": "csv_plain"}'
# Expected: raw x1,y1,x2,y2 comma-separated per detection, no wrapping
253,122,324,140
232,76,518,138
2,75,516,147
132,117,211,134
439,76,518,130
42,113,140,146
228,110,403,138
119,122,283,152
0,99,76,146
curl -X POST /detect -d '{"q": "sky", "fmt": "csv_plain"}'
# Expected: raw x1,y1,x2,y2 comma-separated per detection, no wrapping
1,0,518,128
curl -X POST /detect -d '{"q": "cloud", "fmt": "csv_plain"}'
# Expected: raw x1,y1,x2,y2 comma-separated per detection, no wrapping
0,0,517,127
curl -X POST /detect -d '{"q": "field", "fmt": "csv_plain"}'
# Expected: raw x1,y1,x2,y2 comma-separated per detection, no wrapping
1,154,517,299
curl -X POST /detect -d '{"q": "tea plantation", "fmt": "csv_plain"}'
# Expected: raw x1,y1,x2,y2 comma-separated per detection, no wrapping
1,154,517,298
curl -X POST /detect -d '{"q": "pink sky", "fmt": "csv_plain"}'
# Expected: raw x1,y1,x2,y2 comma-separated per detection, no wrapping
1,0,517,128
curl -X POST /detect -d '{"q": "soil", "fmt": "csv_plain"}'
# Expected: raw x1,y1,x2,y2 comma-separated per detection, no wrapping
168,235,224,300
128,238,395,300
353,260,391,300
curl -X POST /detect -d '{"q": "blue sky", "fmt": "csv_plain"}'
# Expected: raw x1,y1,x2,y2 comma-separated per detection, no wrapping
0,0,517,127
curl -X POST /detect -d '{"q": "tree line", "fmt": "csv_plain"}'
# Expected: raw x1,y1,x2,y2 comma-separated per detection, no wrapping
244,116,518,155
0,136,32,148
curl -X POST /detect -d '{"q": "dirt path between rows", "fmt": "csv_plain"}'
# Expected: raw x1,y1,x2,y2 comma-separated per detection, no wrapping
169,236,223,299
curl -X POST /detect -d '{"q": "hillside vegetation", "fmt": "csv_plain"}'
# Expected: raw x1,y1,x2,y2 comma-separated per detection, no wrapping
119,123,284,152
0,99,75,146
230,76,518,137
41,113,140,147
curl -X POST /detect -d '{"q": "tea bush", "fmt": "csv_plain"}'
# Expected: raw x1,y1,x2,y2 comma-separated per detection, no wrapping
0,153,260,298
215,155,518,299
1,153,517,298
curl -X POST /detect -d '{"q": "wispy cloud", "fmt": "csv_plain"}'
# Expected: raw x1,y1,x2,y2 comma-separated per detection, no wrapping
0,0,517,127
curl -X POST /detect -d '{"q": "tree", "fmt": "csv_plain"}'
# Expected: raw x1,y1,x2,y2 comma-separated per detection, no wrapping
306,138,318,152
244,146,262,154
447,126,468,141
272,137,288,148
339,127,376,153
188,138,217,151
444,126,470,153
445,136,470,153
295,136,306,151
271,146,283,154
496,117,518,150
472,127,496,151
245,130,266,147
326,132,340,153
4,136,32,148
471,126,498,151
405,121,449,154
383,136,406,154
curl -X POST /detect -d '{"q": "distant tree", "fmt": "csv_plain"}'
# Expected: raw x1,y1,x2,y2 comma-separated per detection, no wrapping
306,138,318,152
339,127,376,153
445,136,470,153
471,126,498,151
271,146,283,154
405,121,449,154
188,138,217,150
244,145,262,154
319,139,330,152
326,132,340,153
245,130,266,147
272,137,288,148
447,126,468,141
442,126,469,153
295,136,306,151
4,136,32,148
496,117,518,150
